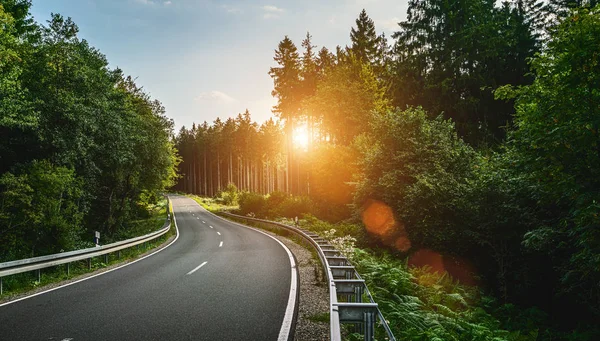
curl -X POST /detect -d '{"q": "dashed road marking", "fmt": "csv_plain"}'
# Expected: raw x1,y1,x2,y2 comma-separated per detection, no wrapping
186,261,208,275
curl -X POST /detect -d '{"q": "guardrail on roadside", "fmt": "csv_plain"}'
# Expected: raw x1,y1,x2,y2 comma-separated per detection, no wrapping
0,197,173,296
219,212,396,341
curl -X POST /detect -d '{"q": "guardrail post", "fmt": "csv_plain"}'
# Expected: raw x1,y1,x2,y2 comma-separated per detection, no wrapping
88,258,92,270
104,254,108,264
1,277,3,295
66,263,70,276
37,269,41,283
355,286,363,303
118,250,121,259
364,311,375,341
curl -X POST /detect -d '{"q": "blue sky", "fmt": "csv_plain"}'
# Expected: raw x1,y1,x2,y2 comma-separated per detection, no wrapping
30,0,408,130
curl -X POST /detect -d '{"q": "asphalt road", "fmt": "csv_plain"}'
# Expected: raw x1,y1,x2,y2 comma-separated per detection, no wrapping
0,195,295,341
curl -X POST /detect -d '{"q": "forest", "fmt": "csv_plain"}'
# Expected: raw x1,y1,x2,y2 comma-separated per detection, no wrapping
0,0,179,262
173,0,600,340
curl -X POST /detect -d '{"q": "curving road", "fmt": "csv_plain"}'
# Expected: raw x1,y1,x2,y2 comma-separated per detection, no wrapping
0,195,296,341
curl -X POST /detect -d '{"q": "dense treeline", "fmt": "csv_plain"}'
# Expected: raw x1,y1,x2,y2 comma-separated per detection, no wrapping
172,112,287,197
0,1,178,261
176,1,600,338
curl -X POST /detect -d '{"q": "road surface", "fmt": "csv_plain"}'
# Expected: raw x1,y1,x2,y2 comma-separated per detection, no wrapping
0,194,295,340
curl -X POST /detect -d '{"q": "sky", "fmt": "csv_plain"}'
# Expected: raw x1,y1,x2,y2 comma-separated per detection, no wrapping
30,0,409,131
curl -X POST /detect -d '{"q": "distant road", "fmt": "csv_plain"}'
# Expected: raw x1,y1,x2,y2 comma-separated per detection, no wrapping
0,194,295,341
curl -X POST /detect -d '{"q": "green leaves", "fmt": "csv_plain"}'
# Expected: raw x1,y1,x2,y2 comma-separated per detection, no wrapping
0,5,178,260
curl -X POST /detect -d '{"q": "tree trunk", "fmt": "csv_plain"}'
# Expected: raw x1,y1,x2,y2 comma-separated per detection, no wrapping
217,150,221,193
203,147,207,195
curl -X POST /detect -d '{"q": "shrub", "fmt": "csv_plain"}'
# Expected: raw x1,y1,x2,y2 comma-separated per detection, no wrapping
219,182,239,206
238,191,267,217
278,195,314,218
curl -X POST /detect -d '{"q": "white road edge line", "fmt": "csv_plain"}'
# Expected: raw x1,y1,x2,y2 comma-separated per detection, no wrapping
209,226,213,229
202,221,205,223
217,231,221,235
219,241,223,247
0,196,181,308
186,261,208,275
188,199,298,341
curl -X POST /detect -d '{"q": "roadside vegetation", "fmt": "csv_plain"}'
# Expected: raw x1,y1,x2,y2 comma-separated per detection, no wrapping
174,3,600,340
0,198,175,300
0,0,179,264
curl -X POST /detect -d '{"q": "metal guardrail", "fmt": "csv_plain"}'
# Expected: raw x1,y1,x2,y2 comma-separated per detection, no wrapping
0,198,173,296
220,212,396,341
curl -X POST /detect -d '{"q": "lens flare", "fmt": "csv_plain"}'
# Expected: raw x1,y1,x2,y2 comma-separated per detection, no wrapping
394,236,412,252
361,199,412,252
361,199,396,238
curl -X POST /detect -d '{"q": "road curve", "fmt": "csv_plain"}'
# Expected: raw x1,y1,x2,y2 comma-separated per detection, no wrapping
0,194,295,341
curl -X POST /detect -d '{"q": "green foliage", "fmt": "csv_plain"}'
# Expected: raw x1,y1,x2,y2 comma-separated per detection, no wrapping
392,0,540,144
0,161,84,260
506,6,600,316
306,55,390,145
238,191,267,217
0,6,178,260
219,182,239,206
355,107,477,251
354,247,536,341
277,195,314,218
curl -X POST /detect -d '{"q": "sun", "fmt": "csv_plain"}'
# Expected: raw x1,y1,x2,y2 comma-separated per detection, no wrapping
292,123,309,150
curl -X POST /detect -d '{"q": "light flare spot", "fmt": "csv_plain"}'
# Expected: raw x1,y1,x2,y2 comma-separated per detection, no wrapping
394,236,412,252
361,199,396,238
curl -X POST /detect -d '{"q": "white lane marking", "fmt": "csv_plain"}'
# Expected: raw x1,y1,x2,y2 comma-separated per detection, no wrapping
61,339,73,341
188,199,298,341
0,196,182,308
209,225,213,229
217,231,221,236
186,261,208,275
219,241,223,247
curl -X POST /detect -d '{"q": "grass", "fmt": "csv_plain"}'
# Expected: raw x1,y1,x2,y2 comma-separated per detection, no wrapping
185,193,238,213
0,198,175,301
308,312,330,323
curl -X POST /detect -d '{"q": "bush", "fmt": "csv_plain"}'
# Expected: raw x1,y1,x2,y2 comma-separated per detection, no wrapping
219,182,239,206
278,195,314,218
265,191,288,216
238,191,267,217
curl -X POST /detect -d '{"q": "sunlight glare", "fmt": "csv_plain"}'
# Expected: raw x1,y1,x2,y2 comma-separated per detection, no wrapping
293,123,309,150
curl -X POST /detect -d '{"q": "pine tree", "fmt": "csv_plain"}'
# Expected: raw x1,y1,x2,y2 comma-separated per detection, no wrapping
350,9,381,65
269,36,301,193
392,0,539,144
546,0,599,21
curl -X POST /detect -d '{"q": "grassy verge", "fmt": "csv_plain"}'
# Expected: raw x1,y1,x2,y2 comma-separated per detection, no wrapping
0,198,175,301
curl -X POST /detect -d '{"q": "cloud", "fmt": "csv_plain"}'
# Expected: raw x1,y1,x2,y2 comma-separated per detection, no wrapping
262,5,283,13
195,91,237,103
380,17,401,32
262,5,284,19
221,4,242,14
133,0,172,7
